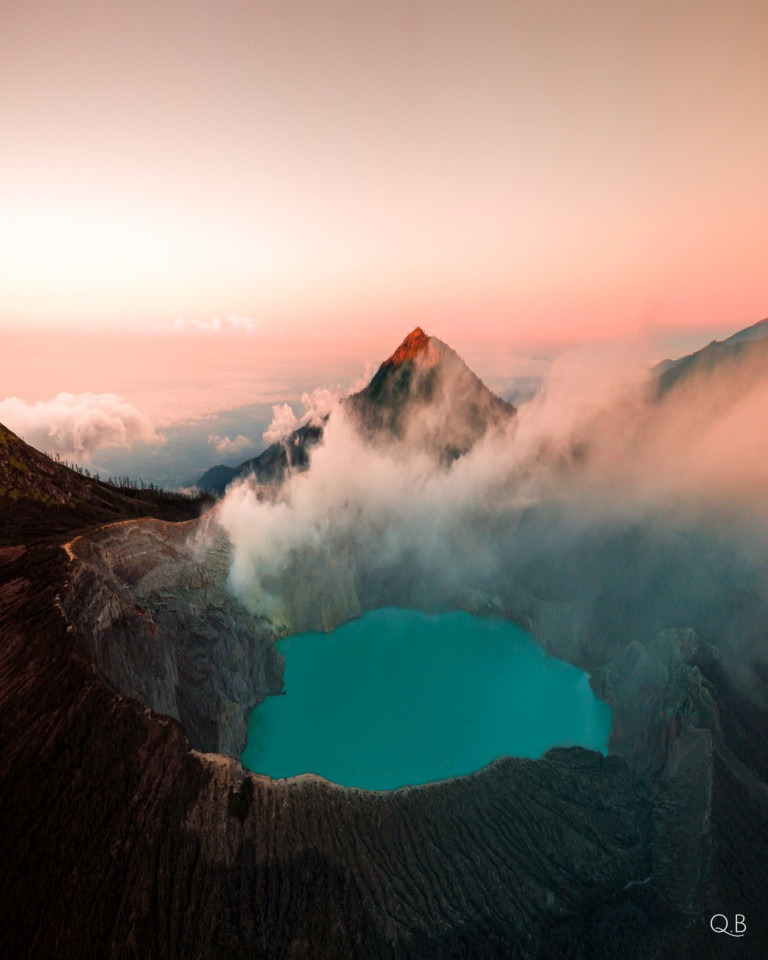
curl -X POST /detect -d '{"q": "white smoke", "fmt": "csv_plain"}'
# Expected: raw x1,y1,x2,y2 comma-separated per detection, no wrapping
262,403,299,445
262,377,372,445
0,392,162,460
215,337,768,628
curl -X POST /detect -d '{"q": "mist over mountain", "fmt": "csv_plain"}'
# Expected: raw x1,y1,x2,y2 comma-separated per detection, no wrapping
197,421,325,495
345,326,514,449
197,327,514,494
653,315,768,393
216,320,768,632
2,320,768,957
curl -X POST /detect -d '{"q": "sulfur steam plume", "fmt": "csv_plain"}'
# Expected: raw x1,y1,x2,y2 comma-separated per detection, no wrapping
214,329,768,670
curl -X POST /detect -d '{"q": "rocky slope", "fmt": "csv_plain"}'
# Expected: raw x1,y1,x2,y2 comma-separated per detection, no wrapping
4,512,768,957
345,327,514,458
0,539,660,958
197,422,325,496
62,516,282,755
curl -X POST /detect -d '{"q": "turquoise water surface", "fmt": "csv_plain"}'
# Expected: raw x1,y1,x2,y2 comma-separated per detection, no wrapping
241,608,611,790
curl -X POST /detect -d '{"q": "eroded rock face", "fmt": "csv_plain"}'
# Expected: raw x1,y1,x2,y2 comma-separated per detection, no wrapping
52,492,768,959
62,515,282,756
592,628,721,778
2,507,767,956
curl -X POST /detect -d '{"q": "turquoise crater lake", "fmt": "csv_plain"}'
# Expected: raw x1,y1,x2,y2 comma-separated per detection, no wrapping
241,608,611,790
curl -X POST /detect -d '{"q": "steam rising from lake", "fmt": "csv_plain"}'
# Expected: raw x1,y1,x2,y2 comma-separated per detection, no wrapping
215,339,768,660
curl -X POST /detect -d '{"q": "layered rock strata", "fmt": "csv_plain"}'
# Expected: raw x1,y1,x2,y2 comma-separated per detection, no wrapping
62,517,282,755
3,504,768,957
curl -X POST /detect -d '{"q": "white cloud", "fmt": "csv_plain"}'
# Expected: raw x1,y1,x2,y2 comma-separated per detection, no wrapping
208,434,254,456
261,390,332,445
262,403,299,445
261,368,373,446
227,313,261,333
298,387,338,425
174,316,222,333
174,314,262,334
0,392,163,460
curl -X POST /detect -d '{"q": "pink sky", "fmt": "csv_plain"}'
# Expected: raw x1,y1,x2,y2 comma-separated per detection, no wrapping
1,0,767,418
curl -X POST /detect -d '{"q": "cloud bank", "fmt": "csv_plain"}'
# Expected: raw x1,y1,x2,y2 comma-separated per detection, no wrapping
175,316,221,333
208,434,254,456
174,314,262,334
0,392,162,460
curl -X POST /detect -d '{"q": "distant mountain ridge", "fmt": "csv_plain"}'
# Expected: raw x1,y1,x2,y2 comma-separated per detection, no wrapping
197,327,515,495
724,316,768,345
654,316,768,396
196,422,324,497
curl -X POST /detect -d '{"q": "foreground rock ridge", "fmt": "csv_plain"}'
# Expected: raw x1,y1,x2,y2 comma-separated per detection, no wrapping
62,517,282,756
1,325,768,958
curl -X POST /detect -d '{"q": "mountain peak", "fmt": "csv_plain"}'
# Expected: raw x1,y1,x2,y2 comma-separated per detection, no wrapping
198,327,515,492
385,327,430,368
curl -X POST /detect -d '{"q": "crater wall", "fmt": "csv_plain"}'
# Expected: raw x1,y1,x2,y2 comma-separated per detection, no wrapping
63,517,283,755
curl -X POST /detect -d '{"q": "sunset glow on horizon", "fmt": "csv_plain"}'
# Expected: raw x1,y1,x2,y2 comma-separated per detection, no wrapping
2,0,766,350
